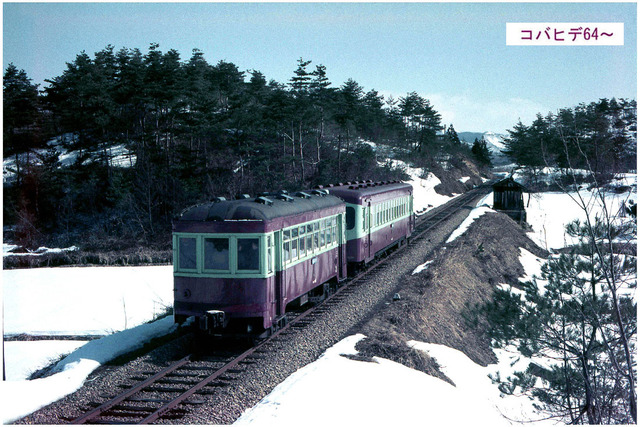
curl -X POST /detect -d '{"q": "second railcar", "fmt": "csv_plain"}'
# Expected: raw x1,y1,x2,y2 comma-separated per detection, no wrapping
173,190,347,336
326,181,414,266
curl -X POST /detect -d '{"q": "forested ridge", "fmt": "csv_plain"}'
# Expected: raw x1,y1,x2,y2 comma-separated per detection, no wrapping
3,44,478,251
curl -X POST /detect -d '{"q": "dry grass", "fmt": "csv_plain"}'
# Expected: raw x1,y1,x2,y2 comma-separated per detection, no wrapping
3,248,172,269
357,211,548,378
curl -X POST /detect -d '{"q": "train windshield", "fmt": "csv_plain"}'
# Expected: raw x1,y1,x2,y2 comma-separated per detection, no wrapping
237,238,260,271
204,238,229,270
179,237,197,270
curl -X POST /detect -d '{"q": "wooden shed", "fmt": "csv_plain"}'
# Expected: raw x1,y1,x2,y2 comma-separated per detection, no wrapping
492,177,527,223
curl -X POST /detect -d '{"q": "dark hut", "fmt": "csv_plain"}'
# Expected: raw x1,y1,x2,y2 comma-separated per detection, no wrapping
492,177,527,223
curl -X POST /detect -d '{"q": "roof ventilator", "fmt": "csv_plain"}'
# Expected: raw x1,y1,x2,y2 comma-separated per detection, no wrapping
236,194,251,200
212,196,226,203
312,189,329,196
295,191,311,199
255,196,274,206
276,194,295,202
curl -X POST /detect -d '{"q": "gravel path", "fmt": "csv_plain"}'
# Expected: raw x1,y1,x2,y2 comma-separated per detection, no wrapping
15,197,481,425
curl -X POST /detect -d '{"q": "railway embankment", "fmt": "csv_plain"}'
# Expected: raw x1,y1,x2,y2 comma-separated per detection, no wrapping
356,211,548,379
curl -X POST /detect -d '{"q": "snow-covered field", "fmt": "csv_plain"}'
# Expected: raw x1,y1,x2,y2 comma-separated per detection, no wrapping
525,175,636,250
4,265,173,336
2,265,174,423
2,170,635,424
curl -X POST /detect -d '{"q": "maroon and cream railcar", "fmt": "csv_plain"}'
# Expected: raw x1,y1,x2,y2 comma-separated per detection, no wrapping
173,190,347,336
325,181,414,267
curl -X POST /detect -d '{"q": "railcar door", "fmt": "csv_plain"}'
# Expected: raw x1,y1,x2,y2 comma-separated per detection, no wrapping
367,201,372,260
274,230,285,317
338,213,347,280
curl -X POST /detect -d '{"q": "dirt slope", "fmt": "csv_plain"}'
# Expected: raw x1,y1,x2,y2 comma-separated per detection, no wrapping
356,211,548,378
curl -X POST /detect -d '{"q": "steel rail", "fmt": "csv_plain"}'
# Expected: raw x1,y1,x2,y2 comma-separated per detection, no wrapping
70,355,192,424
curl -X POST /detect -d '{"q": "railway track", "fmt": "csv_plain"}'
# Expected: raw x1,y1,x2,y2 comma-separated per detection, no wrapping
69,183,493,425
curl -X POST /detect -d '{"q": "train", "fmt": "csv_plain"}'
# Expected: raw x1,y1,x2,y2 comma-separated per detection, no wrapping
172,180,414,337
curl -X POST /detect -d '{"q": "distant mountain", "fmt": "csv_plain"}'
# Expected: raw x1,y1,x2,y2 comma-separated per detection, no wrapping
459,131,511,166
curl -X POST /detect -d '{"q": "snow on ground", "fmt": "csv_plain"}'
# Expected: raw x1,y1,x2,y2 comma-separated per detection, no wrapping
1,264,176,423
4,265,173,336
412,260,433,275
2,318,177,424
446,206,493,243
4,340,88,381
235,335,556,426
519,248,544,282
392,159,458,214
3,135,136,183
459,176,471,183
525,185,635,250
4,243,79,257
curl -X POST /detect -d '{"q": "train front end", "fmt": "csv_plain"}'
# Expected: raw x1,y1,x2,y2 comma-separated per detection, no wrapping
172,201,277,336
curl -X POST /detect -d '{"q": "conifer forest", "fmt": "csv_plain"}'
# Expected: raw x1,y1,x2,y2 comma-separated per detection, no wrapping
3,45,472,250
3,44,636,253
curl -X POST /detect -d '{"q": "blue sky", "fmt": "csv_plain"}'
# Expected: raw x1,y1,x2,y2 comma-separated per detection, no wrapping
3,2,637,132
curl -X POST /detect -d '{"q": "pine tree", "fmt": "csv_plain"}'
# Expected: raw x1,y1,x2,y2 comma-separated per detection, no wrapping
3,64,42,156
471,137,491,165
289,57,312,94
485,216,636,423
446,124,461,145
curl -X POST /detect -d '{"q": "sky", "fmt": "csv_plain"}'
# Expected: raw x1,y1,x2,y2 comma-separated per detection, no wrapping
2,2,637,133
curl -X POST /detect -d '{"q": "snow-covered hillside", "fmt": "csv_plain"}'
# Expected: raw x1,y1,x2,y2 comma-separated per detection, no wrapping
459,131,511,165
3,134,135,183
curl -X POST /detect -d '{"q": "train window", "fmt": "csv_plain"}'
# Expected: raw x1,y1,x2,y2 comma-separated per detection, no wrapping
204,238,229,270
345,207,355,230
291,239,298,259
268,236,273,273
299,236,306,254
237,238,260,271
306,224,313,234
306,235,313,253
292,228,298,239
179,237,197,270
314,232,319,250
283,241,290,263
299,226,305,236
320,228,326,247
284,230,290,241
326,227,332,245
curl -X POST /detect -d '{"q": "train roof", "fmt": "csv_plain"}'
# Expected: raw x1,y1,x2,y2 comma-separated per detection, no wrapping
324,180,413,204
177,190,344,223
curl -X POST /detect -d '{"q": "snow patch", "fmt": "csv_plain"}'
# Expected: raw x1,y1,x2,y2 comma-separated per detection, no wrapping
519,248,545,282
446,206,493,243
412,260,433,275
2,317,177,424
